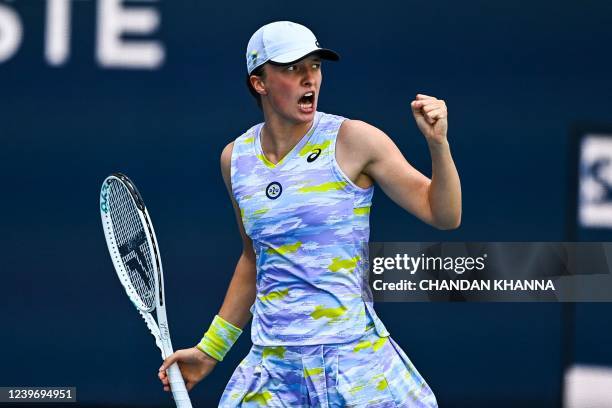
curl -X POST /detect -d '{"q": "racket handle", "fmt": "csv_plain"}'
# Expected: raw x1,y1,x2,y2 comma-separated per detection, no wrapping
167,362,193,408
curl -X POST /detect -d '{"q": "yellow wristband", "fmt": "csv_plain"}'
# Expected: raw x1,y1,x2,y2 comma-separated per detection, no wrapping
196,315,242,362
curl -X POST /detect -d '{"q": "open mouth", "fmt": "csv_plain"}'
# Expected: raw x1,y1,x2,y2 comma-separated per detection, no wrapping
298,91,315,111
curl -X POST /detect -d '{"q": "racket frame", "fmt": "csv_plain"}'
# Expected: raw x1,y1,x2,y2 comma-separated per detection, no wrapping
100,173,191,408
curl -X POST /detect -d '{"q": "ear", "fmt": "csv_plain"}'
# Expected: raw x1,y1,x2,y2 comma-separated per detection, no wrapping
250,75,267,96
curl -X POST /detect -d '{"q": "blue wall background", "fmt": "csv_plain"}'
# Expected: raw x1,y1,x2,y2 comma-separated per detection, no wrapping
2,0,612,406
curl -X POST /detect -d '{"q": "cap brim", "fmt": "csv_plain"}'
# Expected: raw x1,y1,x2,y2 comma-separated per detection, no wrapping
269,48,340,66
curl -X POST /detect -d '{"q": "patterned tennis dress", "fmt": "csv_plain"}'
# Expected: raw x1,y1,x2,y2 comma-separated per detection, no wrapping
220,112,437,407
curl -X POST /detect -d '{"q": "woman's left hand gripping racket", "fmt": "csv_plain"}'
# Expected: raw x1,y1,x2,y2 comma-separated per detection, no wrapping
100,173,193,408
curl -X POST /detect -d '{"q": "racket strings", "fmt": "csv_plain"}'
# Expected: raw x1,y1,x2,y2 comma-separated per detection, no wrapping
108,180,156,309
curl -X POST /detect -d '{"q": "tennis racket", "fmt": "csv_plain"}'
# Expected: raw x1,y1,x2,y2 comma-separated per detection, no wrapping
99,173,193,408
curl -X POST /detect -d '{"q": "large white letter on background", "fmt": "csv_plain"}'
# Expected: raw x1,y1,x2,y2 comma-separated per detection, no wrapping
0,4,23,63
96,0,164,69
45,0,72,66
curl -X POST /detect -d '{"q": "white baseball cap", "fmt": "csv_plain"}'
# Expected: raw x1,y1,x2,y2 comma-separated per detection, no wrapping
246,21,340,74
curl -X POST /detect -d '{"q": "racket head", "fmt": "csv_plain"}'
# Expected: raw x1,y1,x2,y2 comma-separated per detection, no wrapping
100,173,164,312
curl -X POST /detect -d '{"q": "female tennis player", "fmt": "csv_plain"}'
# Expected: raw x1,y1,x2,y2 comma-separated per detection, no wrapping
159,21,460,407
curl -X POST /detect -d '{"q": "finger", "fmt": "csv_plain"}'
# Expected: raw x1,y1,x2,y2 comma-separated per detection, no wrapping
422,102,446,113
425,108,446,120
411,101,426,115
416,94,436,100
418,112,436,125
410,99,438,110
425,109,447,119
411,100,424,109
424,107,443,117
412,99,440,109
159,352,180,372
158,370,169,385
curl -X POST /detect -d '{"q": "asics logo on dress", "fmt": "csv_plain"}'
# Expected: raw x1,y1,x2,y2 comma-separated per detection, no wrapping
307,148,321,163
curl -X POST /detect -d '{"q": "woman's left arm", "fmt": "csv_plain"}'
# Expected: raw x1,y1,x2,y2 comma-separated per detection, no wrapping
337,94,461,229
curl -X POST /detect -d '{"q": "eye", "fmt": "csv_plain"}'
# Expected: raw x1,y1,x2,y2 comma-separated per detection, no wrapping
312,63,321,69
286,65,297,71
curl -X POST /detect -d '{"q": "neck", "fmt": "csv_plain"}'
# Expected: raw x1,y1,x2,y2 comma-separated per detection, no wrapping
260,108,315,161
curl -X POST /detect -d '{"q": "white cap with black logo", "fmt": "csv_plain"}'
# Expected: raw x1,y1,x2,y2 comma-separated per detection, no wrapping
246,21,340,74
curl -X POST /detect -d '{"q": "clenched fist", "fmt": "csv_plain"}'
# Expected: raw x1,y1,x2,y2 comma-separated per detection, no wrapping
411,94,448,144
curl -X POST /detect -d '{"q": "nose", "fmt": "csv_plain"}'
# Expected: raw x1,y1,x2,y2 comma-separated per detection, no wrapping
301,66,317,87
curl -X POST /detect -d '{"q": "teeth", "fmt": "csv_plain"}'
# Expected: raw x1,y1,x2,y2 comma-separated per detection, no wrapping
304,92,313,97
299,102,313,110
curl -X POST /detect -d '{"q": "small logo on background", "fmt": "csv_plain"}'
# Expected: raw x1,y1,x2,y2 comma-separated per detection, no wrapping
266,182,282,199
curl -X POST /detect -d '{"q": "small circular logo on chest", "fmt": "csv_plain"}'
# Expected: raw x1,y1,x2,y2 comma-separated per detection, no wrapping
265,181,282,200
307,148,321,163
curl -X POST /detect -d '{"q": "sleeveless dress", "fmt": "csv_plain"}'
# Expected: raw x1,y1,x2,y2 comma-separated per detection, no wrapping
220,112,437,407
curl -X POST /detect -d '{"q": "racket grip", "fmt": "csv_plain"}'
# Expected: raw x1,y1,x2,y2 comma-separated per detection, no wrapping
167,362,193,408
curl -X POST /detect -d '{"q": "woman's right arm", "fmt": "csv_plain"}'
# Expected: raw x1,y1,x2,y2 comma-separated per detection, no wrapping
216,141,257,329
158,142,257,392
